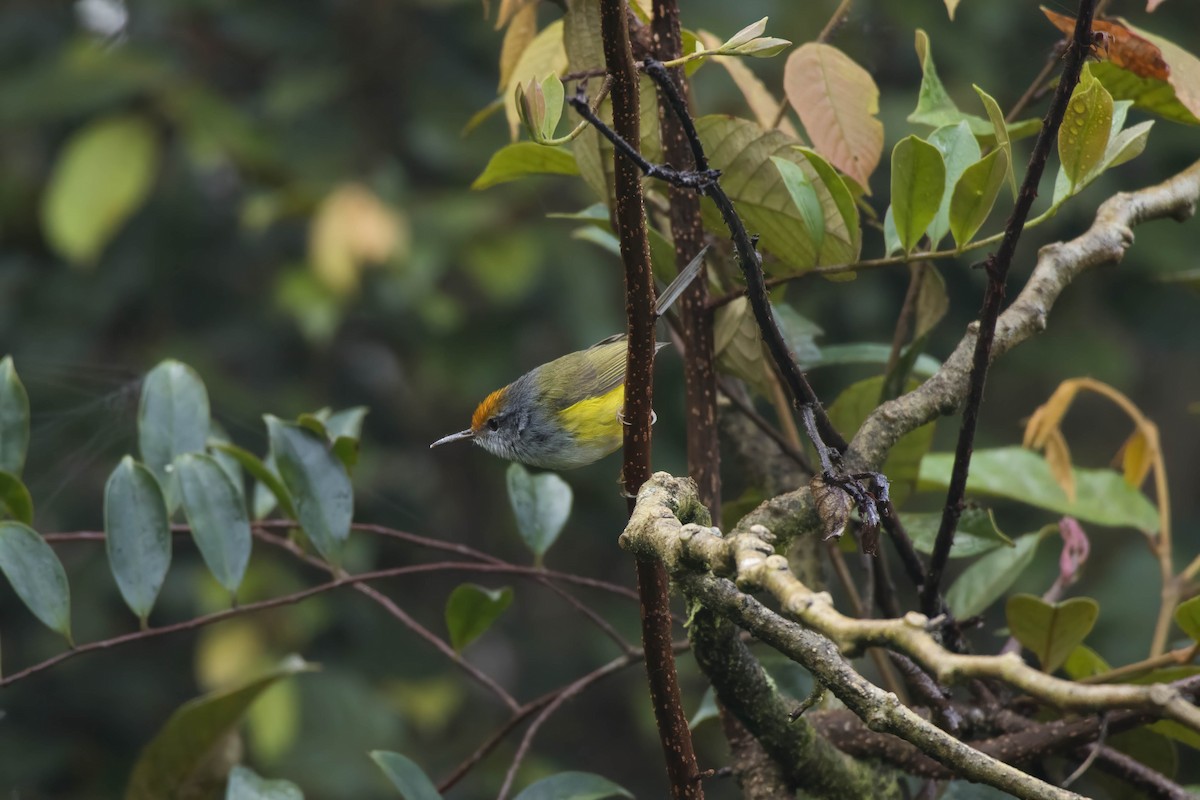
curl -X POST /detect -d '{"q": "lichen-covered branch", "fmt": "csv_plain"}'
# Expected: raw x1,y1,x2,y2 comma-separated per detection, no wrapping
621,473,1200,798
846,159,1200,474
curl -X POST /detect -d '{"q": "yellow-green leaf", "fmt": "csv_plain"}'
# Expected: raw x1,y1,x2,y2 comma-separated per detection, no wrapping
973,85,1018,198
1007,594,1100,673
41,114,160,267
503,20,567,140
1174,595,1200,641
949,147,1008,248
926,121,980,246
783,42,883,189
890,135,945,254
472,142,579,190
445,583,513,652
1058,74,1114,191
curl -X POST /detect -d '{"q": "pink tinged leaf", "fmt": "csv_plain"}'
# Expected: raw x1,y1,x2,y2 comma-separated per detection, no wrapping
1147,0,1167,12
1058,517,1090,587
783,43,884,191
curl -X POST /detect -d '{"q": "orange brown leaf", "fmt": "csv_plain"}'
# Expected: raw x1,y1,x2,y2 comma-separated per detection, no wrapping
1042,8,1170,81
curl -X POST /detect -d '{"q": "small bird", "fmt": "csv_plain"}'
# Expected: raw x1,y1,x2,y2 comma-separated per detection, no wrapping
430,247,708,470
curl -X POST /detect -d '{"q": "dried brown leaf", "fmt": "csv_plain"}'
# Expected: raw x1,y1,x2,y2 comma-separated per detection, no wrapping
1042,8,1170,81
1117,425,1157,488
1043,428,1077,504
1022,382,1079,450
498,2,538,90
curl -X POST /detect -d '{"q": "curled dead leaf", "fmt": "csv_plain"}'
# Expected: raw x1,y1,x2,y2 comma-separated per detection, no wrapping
1114,424,1158,488
810,475,853,542
1042,428,1077,504
1022,382,1079,450
1041,8,1170,81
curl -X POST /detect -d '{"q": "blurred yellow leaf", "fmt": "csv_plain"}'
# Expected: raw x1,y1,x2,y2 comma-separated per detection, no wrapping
197,619,267,690
1043,428,1077,504
944,0,962,19
309,183,406,295
1117,425,1157,488
498,1,537,90
41,114,161,268
1022,382,1079,450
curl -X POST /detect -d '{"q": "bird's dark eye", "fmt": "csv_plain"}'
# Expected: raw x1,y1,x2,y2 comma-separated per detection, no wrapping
487,417,500,431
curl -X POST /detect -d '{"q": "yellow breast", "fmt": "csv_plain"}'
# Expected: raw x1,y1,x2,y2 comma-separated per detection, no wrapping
555,382,625,463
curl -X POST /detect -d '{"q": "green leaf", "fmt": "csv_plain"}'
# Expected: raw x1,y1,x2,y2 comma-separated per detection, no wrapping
506,463,571,564
902,506,1013,558
925,122,981,246
1007,594,1099,673
175,453,252,596
445,583,514,652
1062,644,1112,680
828,376,935,506
471,142,579,190
0,356,30,476
946,529,1047,619
125,656,312,800
720,17,768,51
266,416,353,567
918,447,1160,531
0,471,34,525
1174,595,1200,641
771,156,825,255
0,521,72,642
225,765,304,800
104,456,171,624
773,305,824,369
694,116,861,274
973,85,1018,198
949,147,1008,248
211,443,297,520
890,135,945,254
370,751,443,800
138,359,211,511
512,772,633,800
503,20,567,140
41,114,161,267
1058,73,1114,192
325,407,369,440
207,422,244,497
809,343,941,377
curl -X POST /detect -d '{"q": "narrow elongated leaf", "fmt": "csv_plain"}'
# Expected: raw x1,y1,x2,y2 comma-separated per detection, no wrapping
925,122,980,246
973,85,1018,197
809,343,941,377
1174,595,1200,641
211,443,297,519
225,765,304,800
175,453,252,596
694,117,860,273
949,147,1008,247
138,359,211,510
909,31,1041,143
513,772,633,800
207,422,243,496
370,751,443,800
506,463,571,563
126,657,312,800
890,135,945,254
0,521,72,641
104,456,171,624
784,42,883,188
918,447,1160,531
1058,74,1114,191
946,529,1046,619
0,356,30,476
0,471,33,524
472,142,579,190
771,156,825,255
41,114,161,266
267,416,353,566
1007,594,1100,673
445,583,514,651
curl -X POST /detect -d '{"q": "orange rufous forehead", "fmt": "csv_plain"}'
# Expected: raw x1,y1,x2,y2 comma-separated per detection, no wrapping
471,386,508,431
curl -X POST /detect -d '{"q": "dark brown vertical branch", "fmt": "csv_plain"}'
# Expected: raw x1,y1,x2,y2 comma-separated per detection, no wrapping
600,0,703,795
920,0,1097,616
650,0,720,519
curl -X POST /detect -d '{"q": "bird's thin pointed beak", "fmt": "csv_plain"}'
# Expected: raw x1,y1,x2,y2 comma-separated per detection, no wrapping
430,429,474,449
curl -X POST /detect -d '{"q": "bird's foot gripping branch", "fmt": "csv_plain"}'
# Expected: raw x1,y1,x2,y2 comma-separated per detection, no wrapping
622,473,1200,800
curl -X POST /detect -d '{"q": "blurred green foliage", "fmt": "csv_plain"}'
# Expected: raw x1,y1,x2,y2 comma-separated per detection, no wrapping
0,0,1198,798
